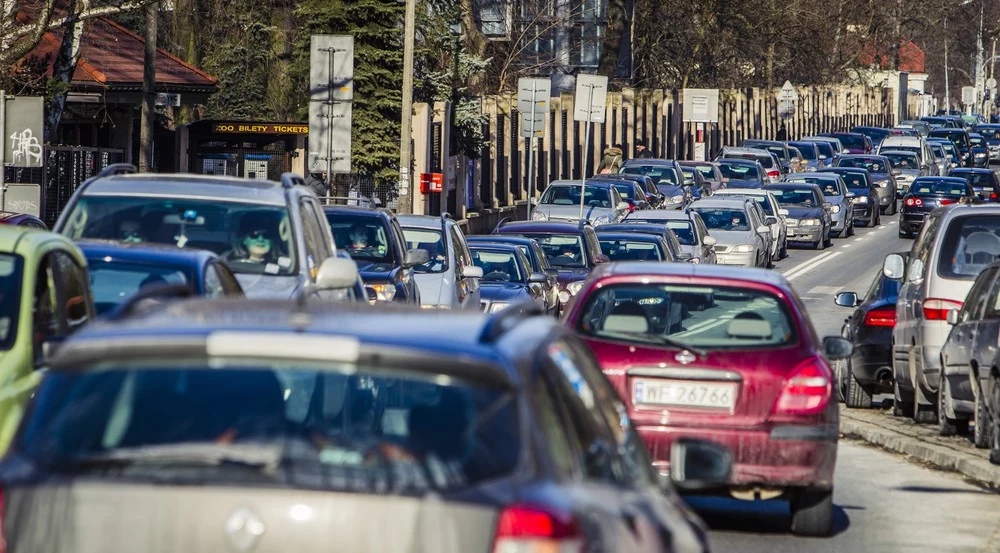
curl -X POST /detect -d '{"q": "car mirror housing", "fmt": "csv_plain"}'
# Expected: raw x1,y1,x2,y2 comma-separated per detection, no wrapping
315,257,362,290
756,225,770,234
765,216,779,225
946,308,960,326
908,258,925,282
462,265,484,279
527,272,548,283
883,253,905,280
834,291,859,308
669,438,733,492
778,208,790,216
594,254,611,264
617,201,631,211
703,235,718,247
822,336,854,360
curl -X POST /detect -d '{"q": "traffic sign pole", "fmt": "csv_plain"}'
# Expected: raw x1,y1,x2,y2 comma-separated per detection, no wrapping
526,89,537,220
519,78,550,220
579,84,595,221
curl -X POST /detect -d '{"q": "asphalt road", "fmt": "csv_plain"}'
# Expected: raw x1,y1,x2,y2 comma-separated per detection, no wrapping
691,214,1000,553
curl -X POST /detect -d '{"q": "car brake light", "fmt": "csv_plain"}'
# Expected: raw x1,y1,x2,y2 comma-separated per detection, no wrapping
493,505,583,553
904,197,923,207
864,306,897,327
991,192,997,200
773,358,831,415
767,170,781,178
940,199,955,205
923,298,962,320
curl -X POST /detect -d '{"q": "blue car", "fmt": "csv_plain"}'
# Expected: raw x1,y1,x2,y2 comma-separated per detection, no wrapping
716,158,765,188
78,240,245,315
468,243,549,313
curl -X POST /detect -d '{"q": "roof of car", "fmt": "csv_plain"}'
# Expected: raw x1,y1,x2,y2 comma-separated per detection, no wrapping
322,205,393,220
821,167,870,174
497,221,586,233
76,174,295,206
625,210,691,220
878,149,919,156
77,239,219,265
713,188,773,197
594,232,662,242
590,261,792,289
742,140,785,146
468,242,520,252
0,225,79,255
688,198,754,209
395,214,455,229
766,182,822,190
786,173,841,181
912,176,969,184
677,161,715,166
467,236,538,246
596,223,671,233
716,158,760,166
622,159,679,166
838,154,889,159
548,180,616,189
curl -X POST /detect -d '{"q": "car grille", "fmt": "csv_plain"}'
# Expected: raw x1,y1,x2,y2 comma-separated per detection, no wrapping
714,245,730,253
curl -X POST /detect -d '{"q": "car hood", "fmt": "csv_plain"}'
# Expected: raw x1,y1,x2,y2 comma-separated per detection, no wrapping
555,267,591,287
412,272,447,306
896,169,920,178
234,274,301,299
535,204,612,222
708,229,755,246
479,281,532,301
847,187,872,198
781,206,824,219
825,195,847,205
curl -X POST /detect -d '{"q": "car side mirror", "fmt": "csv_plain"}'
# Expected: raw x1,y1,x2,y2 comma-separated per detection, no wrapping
528,272,548,283
722,177,730,184
835,291,859,307
669,438,732,492
462,265,484,279
765,216,779,225
946,308,960,326
403,248,430,268
883,253,905,280
594,254,611,264
823,336,854,360
908,258,925,282
703,235,717,247
617,201,630,211
315,256,361,290
756,225,770,234
778,208,789,216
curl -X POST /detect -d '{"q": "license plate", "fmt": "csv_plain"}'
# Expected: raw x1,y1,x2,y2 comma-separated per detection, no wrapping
632,378,737,410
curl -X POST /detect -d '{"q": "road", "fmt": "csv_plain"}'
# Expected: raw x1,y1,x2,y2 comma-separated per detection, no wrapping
690,217,1000,553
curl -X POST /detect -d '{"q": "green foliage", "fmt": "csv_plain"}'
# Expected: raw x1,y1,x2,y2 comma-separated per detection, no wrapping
202,19,276,119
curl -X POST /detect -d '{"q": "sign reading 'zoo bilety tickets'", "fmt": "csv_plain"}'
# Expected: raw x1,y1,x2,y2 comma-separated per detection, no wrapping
4,96,44,168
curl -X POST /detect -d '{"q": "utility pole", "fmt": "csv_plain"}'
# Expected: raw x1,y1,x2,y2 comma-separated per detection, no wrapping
944,17,950,115
397,0,417,214
139,1,158,172
975,1,985,115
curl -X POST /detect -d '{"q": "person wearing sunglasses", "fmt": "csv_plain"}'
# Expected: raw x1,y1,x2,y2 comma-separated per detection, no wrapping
229,214,280,267
118,220,145,244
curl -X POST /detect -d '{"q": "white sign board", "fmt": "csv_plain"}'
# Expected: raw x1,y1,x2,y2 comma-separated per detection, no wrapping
573,74,608,123
779,80,799,101
777,81,797,120
963,86,976,105
681,89,719,122
308,101,352,174
309,35,354,102
517,77,551,138
3,96,43,168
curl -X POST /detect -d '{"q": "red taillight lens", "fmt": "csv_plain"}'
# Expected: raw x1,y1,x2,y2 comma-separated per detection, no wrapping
904,197,923,207
990,192,997,200
940,199,955,205
493,505,582,553
922,298,962,320
767,170,780,178
864,306,897,327
773,358,832,415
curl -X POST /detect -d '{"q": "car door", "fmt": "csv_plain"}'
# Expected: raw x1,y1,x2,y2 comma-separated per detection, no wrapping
389,218,419,300
896,215,940,389
449,225,480,308
690,213,715,263
943,266,994,374
970,271,1000,371
298,198,335,281
746,205,767,264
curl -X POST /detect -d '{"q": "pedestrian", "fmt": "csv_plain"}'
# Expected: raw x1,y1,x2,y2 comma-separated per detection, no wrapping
634,139,652,159
597,146,623,174
304,171,329,198
775,124,788,141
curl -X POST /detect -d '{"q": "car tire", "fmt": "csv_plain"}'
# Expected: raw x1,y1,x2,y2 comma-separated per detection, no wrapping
974,386,992,449
845,366,873,409
824,230,833,248
779,240,788,259
846,219,855,237
893,379,913,417
888,199,897,216
938,373,963,437
790,489,834,537
913,387,938,424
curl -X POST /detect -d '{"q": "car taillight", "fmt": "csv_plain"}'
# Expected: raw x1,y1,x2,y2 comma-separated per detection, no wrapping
923,298,962,320
493,505,583,553
767,170,780,178
773,358,831,415
991,192,997,200
904,197,923,207
940,199,955,205
864,306,897,327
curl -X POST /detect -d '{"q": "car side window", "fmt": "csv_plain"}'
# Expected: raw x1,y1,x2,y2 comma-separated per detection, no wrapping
912,216,940,268
978,270,1000,321
203,264,226,298
32,256,59,364
448,226,469,274
51,251,89,333
390,219,409,260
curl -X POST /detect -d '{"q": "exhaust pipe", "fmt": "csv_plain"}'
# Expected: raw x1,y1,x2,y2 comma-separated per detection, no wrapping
874,368,893,386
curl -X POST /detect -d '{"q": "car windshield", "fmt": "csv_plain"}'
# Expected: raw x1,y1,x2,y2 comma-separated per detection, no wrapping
539,185,612,208
506,233,587,268
746,143,786,161
790,143,817,160
911,180,968,196
61,197,297,276
814,142,835,158
975,127,1000,140
621,165,679,185
690,208,750,231
328,214,395,264
768,188,819,207
951,172,993,189
884,153,919,169
86,260,191,316
970,136,987,148
680,168,698,182
0,254,22,351
838,157,886,173
833,134,864,149
829,172,867,188
940,142,959,157
718,162,759,180
693,165,717,179
788,178,841,196
17,363,519,494
932,131,969,147
470,249,523,282
938,215,1000,279
599,238,663,261
576,284,797,349
725,152,774,168
664,221,696,245
402,228,447,274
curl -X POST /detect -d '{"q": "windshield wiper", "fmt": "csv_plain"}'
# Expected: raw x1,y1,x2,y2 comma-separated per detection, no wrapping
597,331,707,357
68,443,282,472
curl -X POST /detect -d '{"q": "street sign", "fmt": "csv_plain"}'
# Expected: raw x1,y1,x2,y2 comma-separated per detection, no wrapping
963,86,976,105
573,74,608,123
517,77,550,138
779,81,799,101
4,184,40,216
778,81,797,120
307,101,352,174
309,35,354,102
681,89,719,122
3,96,43,168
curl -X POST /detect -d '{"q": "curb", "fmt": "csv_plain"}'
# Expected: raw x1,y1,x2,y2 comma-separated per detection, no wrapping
839,415,1000,489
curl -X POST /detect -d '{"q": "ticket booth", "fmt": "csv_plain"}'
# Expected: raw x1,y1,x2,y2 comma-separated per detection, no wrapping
180,121,308,180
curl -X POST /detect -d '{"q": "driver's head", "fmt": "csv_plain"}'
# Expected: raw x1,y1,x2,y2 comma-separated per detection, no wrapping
348,224,368,247
118,220,144,243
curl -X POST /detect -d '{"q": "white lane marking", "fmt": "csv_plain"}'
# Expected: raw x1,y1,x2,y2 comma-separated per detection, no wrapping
786,251,842,281
843,244,852,248
878,225,887,230
809,285,841,294
853,237,864,242
783,251,835,280
888,220,897,225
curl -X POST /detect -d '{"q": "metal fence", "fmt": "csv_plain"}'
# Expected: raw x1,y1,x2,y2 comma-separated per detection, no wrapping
331,173,399,211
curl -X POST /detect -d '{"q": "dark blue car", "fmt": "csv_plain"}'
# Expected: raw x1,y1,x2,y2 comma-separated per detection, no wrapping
468,243,548,313
78,240,244,315
716,159,765,189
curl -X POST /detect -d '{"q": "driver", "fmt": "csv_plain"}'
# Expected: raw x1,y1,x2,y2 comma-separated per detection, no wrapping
229,213,280,266
347,224,374,254
118,220,145,244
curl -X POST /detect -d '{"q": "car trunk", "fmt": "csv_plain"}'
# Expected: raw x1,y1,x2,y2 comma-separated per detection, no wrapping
584,337,806,428
4,481,497,553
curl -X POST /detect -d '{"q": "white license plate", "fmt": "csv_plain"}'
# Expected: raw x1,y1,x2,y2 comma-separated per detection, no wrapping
632,378,737,410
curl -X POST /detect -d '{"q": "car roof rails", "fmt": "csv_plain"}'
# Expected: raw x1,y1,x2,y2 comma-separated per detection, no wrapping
105,283,196,322
280,172,306,189
492,217,512,234
478,301,547,343
95,164,137,178
318,195,379,208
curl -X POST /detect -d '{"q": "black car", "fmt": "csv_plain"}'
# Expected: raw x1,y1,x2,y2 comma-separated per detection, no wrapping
325,200,428,304
467,235,559,314
596,232,674,263
968,133,990,168
593,223,683,261
898,177,978,238
834,252,908,408
593,172,664,208
468,243,550,313
973,123,1000,164
851,126,891,149
929,128,973,167
764,183,833,249
819,167,881,226
948,168,1000,203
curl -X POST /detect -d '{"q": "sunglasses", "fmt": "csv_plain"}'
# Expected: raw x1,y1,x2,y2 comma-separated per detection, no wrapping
121,230,142,239
246,230,270,240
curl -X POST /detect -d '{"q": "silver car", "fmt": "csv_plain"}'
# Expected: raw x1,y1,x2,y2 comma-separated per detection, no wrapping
784,173,855,238
622,209,719,263
530,181,629,226
881,149,925,196
397,213,482,309
689,197,773,268
711,189,788,259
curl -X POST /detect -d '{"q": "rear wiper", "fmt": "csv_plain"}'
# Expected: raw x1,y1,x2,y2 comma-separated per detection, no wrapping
598,331,707,357
69,444,281,472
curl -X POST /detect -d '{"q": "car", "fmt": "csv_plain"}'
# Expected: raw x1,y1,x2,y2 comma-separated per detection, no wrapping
819,132,872,154
808,140,838,168
0,299,726,553
596,231,676,263
678,161,726,192
878,136,938,175
593,223,684,261
928,128,973,167
678,164,712,197
948,168,1000,203
0,212,46,229
325,199,426,305
897,120,933,137
689,197,773,268
972,123,1000,163
833,154,899,213
530,180,629,225
968,132,990,168
623,210,719,264
620,159,685,191
787,141,824,171
741,140,797,173
880,150,925,196
783,173,855,238
54,168,340,299
834,253,908,408
819,167,881,226
712,188,788,260
922,116,961,129
801,135,845,159
764,183,833,250
565,262,853,536
892,205,1000,426
468,243,551,313
78,240,245,315
851,126,892,148
493,220,608,309
467,235,559,314
397,213,482,310
928,137,963,171
0,227,95,454
717,147,782,182
898,177,977,239
601,179,651,212
595,173,665,208
927,142,951,176
890,127,920,137
716,158,766,189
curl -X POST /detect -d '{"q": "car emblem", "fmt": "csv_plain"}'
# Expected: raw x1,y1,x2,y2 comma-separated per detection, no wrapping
224,507,266,552
675,350,697,365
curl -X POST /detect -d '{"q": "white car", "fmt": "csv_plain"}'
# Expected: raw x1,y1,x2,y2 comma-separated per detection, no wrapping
711,189,788,259
397,213,482,309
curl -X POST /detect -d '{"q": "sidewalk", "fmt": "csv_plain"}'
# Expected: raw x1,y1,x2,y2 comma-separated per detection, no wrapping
839,405,1000,489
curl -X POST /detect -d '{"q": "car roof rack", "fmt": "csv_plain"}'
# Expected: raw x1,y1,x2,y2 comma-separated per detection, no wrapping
280,172,305,189
478,301,546,343
95,164,137,178
492,217,512,234
105,283,196,322
318,195,379,208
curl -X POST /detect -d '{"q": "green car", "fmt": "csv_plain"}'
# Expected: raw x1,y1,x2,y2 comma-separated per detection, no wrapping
0,226,94,453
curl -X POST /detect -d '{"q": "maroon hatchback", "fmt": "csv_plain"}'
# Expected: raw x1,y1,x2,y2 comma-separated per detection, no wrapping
566,262,852,537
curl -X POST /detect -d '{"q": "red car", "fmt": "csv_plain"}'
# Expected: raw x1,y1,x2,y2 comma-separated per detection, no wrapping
566,262,852,537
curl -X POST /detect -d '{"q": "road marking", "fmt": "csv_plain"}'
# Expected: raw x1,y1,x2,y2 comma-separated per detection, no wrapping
786,251,842,281
843,244,852,248
854,237,864,242
809,285,841,294
878,225,887,230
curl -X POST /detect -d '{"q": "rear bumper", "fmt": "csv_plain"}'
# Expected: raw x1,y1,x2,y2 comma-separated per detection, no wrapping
716,252,755,267
851,342,893,390
639,424,838,490
900,212,926,232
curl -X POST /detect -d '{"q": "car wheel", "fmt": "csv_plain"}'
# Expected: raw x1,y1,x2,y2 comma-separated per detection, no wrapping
846,219,855,237
974,383,992,449
779,240,788,259
938,371,962,437
890,199,898,215
834,360,846,403
893,379,913,417
845,364,873,409
824,230,833,248
790,488,834,537
913,391,938,424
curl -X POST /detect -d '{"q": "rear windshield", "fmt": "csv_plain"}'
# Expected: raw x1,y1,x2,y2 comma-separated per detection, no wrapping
931,131,969,148
505,233,586,268
911,180,968,196
87,260,192,316
693,165,717,179
470,248,523,282
724,152,774,168
837,157,886,173
745,143,787,161
599,238,664,262
938,215,1000,279
717,162,759,180
951,172,994,190
0,254,22,351
18,364,519,494
612,183,637,200
621,165,679,186
576,284,797,349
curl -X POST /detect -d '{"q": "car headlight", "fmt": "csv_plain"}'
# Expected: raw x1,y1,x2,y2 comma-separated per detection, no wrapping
801,218,820,226
976,152,987,158
566,281,584,296
831,205,841,213
367,283,397,301
558,290,570,303
733,244,754,253
531,210,547,221
877,180,889,188
488,301,509,313
592,216,611,226
668,195,684,204
855,195,868,203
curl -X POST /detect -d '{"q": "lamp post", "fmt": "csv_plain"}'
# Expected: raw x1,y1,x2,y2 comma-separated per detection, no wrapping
397,0,417,214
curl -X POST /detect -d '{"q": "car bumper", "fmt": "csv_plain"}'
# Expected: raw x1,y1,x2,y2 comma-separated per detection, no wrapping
786,226,823,242
640,424,838,490
900,212,926,232
850,343,893,390
852,203,874,220
716,252,756,267
831,211,847,231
